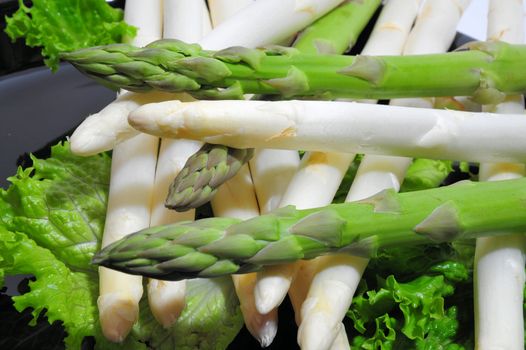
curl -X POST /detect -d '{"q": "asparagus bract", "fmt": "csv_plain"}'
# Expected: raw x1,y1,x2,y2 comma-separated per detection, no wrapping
62,40,526,104
165,144,254,211
93,178,526,281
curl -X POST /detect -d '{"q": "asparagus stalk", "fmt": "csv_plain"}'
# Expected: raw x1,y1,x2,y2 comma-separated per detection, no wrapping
475,1,526,348
199,0,345,50
292,0,382,54
146,0,209,329
62,39,526,104
69,91,187,156
97,0,162,342
208,0,254,28
165,144,254,211
128,98,526,164
93,177,526,280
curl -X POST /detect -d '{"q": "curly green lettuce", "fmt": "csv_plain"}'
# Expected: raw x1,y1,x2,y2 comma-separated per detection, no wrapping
346,238,476,348
4,0,136,71
0,142,243,349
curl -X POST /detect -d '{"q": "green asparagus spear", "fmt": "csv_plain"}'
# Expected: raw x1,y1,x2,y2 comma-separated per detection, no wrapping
163,0,381,211
292,0,381,54
62,40,526,104
165,144,254,212
93,178,526,281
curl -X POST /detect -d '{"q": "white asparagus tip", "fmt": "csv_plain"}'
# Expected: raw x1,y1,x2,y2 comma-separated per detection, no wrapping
254,274,291,314
251,311,279,347
69,116,121,156
128,100,184,137
298,314,342,350
97,293,139,342
147,280,186,328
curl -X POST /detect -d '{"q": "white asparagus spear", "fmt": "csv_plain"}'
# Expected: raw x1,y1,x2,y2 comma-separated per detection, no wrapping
474,1,526,348
254,151,353,345
205,1,279,346
290,1,422,348
69,0,345,155
97,0,163,342
249,150,300,215
128,97,526,163
200,0,345,50
146,0,207,329
201,0,213,35
208,0,254,28
69,91,187,156
162,0,204,41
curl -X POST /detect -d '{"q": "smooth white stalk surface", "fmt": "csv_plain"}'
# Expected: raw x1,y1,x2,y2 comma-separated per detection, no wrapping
162,0,204,41
475,1,526,348
200,0,345,50
208,0,254,28
361,0,421,56
97,0,162,342
146,0,209,329
128,98,526,163
201,1,213,35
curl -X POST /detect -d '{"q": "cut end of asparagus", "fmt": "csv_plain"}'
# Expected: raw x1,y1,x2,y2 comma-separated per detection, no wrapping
249,310,279,348
297,311,341,350
254,264,298,314
165,143,255,212
147,279,186,328
97,292,140,343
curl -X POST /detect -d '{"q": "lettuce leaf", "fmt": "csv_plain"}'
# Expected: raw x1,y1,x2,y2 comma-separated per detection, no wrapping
133,278,243,350
347,242,475,349
5,0,136,71
0,142,243,349
0,143,111,271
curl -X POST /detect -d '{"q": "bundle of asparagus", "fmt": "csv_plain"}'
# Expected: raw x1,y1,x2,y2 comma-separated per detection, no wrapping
57,1,526,349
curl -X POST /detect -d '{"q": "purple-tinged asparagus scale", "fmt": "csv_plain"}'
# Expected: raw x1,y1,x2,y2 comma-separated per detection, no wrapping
93,178,526,281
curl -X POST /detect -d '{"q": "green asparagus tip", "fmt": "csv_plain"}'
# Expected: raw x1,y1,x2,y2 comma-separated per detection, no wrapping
92,178,526,281
165,144,254,212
